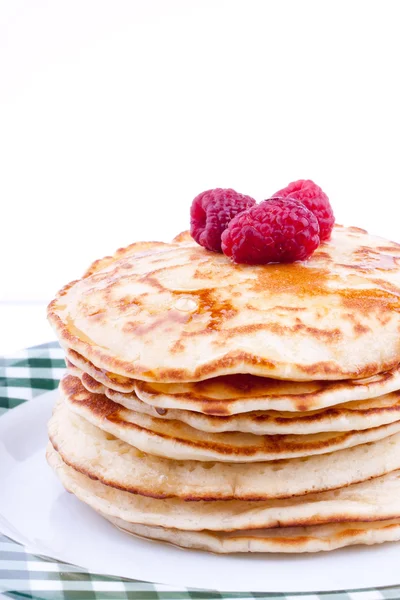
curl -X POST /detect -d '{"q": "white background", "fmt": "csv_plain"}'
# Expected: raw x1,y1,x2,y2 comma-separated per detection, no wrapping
1,0,400,349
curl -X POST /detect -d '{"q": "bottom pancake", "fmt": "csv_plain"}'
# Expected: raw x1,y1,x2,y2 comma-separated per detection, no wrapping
106,515,400,553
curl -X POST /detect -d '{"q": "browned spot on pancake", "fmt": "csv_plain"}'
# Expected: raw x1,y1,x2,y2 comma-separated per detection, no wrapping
298,361,353,377
199,403,238,416
123,310,189,336
294,401,315,412
193,268,206,279
219,322,342,343
274,306,306,312
167,288,238,332
81,372,104,393
84,306,106,318
348,226,368,234
343,312,357,324
311,251,332,261
377,313,392,326
250,263,330,295
62,375,120,417
354,246,378,256
370,278,400,296
345,247,400,271
353,322,370,336
340,288,400,315
140,351,276,382
377,245,400,252
147,257,172,265
139,274,166,292
195,352,276,379
87,312,106,323
113,296,143,313
337,264,369,272
293,323,341,340
170,339,185,353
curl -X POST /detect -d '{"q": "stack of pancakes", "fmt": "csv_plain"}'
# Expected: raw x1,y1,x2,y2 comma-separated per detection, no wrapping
47,225,400,553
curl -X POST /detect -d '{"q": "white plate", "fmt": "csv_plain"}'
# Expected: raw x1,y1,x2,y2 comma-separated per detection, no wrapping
0,391,400,593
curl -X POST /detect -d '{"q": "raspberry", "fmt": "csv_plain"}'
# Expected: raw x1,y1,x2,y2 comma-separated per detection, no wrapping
273,179,334,241
221,198,320,264
190,188,256,252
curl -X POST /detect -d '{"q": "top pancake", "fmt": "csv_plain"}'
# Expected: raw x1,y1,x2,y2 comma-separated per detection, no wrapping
48,225,400,382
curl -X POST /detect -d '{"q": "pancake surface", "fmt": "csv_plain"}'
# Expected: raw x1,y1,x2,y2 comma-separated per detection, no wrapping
48,225,400,382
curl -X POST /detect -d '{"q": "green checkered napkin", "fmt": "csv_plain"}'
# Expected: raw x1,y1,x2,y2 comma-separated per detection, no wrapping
1,343,400,600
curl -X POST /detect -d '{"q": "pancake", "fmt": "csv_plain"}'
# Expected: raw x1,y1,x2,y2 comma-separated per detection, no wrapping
83,241,172,279
108,517,400,553
106,386,400,435
48,444,400,531
69,363,400,435
66,346,400,415
133,370,400,415
48,399,400,500
65,348,135,393
61,375,400,462
66,359,107,394
48,225,400,383
68,359,400,435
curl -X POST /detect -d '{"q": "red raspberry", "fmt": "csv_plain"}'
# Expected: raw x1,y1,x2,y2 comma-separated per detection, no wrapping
190,188,256,252
273,179,334,241
221,198,320,264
